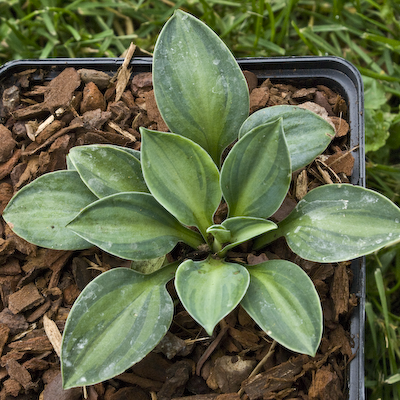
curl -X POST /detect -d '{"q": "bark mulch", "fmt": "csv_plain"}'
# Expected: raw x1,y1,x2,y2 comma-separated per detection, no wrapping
0,60,357,400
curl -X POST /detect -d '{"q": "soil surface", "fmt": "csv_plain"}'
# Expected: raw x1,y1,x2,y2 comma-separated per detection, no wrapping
0,61,357,400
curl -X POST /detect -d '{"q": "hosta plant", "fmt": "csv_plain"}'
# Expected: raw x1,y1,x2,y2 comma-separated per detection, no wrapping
3,10,400,390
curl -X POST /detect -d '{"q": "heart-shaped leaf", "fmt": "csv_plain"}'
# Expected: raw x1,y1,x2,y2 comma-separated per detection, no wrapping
141,128,221,240
241,260,322,356
153,10,249,165
67,192,204,260
68,144,148,198
276,184,400,262
62,263,177,389
239,105,335,171
221,119,291,219
3,170,97,250
175,257,250,335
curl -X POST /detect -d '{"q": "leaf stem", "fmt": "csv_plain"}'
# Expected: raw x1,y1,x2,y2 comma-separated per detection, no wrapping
212,237,223,254
253,225,284,250
182,228,207,250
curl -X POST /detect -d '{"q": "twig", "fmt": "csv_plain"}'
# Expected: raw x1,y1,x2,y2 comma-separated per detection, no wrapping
195,319,229,376
237,340,277,398
107,120,137,142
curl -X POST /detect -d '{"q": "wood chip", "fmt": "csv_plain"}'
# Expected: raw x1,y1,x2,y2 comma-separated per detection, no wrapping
0,148,21,180
42,372,82,400
8,282,44,314
6,358,36,390
308,365,343,400
331,262,350,322
0,323,10,356
295,169,309,200
8,335,53,352
242,354,308,400
0,124,17,163
43,315,61,358
115,43,136,102
78,68,111,90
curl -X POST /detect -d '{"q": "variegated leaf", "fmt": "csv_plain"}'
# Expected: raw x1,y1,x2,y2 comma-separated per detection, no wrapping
3,170,96,250
270,184,400,262
241,260,322,356
239,105,335,171
141,128,221,240
175,257,250,335
68,144,148,198
153,10,249,165
221,119,291,219
67,192,204,260
62,263,177,389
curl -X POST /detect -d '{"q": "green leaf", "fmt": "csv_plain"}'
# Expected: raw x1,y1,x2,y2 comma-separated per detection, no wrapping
241,260,322,356
68,144,148,198
141,128,221,240
221,119,291,219
3,171,97,250
67,192,204,260
62,263,176,389
153,9,249,165
66,154,76,170
363,76,388,110
207,224,231,244
175,257,250,335
211,217,277,256
239,105,335,171
365,109,394,153
278,184,400,262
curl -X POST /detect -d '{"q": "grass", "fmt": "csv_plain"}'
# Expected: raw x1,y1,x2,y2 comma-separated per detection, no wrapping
1,1,400,398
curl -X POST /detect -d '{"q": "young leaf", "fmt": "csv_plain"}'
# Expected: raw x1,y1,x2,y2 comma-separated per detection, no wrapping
62,263,177,389
207,217,277,256
141,128,221,240
276,184,400,262
3,171,97,250
239,105,335,171
206,224,231,245
67,192,204,260
221,119,291,219
153,10,249,165
68,144,148,198
241,260,322,356
175,257,250,335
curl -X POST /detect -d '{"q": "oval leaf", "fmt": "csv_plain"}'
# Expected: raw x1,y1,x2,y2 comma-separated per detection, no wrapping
3,170,97,250
68,144,148,198
62,264,176,389
241,260,322,356
153,10,249,165
67,192,204,260
278,184,400,262
141,128,221,239
239,105,335,171
175,257,250,335
221,119,291,219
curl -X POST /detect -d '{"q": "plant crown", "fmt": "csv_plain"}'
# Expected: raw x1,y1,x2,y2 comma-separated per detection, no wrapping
4,10,400,390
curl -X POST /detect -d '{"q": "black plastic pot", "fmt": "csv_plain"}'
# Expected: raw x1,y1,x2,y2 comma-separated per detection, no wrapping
0,56,365,400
